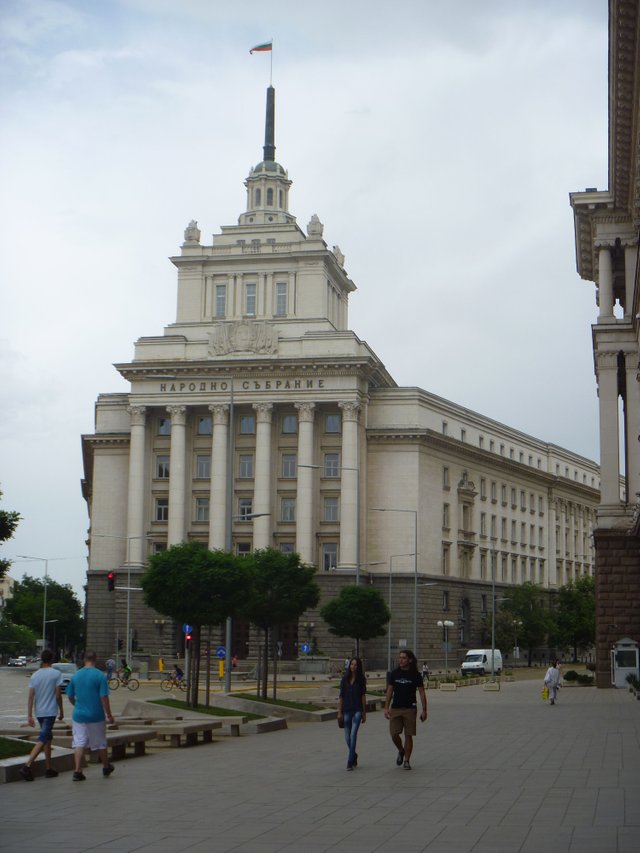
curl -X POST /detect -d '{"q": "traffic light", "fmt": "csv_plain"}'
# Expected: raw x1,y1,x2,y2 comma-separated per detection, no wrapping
185,632,192,644
107,571,116,592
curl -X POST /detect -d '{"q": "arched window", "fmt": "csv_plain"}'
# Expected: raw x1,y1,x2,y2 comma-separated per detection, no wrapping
266,188,274,206
255,188,261,206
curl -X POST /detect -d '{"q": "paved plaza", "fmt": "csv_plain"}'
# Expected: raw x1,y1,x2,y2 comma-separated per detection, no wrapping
1,678,639,853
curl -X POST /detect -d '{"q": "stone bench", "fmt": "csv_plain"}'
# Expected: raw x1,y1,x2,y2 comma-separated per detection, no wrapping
214,715,248,737
152,720,223,747
52,728,156,761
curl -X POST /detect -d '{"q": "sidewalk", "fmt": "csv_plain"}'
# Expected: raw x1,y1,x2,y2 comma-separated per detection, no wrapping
2,679,639,853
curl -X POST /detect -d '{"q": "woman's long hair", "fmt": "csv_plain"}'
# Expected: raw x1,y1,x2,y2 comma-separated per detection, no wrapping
344,656,367,690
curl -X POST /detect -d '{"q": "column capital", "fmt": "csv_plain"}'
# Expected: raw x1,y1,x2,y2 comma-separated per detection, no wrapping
338,400,360,421
208,404,229,425
595,350,620,369
253,402,274,423
295,402,316,423
127,405,147,426
167,405,187,425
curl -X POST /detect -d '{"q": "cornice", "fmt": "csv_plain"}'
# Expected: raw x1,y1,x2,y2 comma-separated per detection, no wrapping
610,0,640,221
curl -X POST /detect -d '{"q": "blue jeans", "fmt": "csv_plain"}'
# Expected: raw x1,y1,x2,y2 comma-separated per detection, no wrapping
343,710,362,766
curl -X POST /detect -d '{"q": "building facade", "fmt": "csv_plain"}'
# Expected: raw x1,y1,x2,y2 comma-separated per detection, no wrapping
82,87,599,669
570,0,640,687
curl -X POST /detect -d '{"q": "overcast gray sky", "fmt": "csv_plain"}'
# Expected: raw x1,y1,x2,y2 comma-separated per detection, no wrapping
1,0,607,596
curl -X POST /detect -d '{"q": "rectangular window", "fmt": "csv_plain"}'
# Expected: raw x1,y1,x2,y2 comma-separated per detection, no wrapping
460,428,466,442
238,498,253,519
239,454,254,478
529,493,535,511
282,453,297,478
490,515,497,538
511,520,517,542
215,284,226,318
480,512,486,535
481,594,487,615
196,455,211,479
275,282,287,316
197,416,212,435
501,517,507,539
489,440,495,452
442,548,450,577
325,413,341,433
324,497,339,522
442,420,448,435
480,551,487,579
442,589,449,609
158,417,171,436
324,453,340,477
530,524,536,545
511,487,517,507
195,497,209,522
154,542,167,554
280,542,295,554
501,484,507,504
155,498,169,522
479,436,484,448
520,490,526,510
521,522,526,545
282,414,297,434
245,282,256,316
443,466,450,488
480,478,486,499
281,497,296,522
323,543,338,571
490,481,497,502
237,542,251,556
443,503,450,529
156,455,170,479
240,415,255,434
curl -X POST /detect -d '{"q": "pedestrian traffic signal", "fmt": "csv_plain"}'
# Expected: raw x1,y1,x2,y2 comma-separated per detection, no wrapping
107,571,116,592
185,632,192,644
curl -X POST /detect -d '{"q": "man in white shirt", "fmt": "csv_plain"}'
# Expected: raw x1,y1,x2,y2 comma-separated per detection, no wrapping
20,649,64,781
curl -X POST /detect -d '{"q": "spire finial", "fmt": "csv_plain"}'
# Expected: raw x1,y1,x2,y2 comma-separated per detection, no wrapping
263,86,275,162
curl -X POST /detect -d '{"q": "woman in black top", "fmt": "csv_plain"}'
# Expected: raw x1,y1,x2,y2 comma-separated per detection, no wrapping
337,657,367,770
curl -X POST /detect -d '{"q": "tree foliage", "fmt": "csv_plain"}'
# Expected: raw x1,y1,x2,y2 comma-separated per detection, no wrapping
321,585,390,645
4,575,83,651
0,488,21,580
497,582,553,665
0,617,37,656
552,575,595,661
242,548,320,699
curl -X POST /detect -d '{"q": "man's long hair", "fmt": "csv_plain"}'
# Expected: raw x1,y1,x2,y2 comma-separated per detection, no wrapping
402,650,419,674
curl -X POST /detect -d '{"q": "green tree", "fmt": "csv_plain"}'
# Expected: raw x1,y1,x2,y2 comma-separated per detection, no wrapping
0,617,37,657
242,548,320,699
0,488,21,580
141,542,253,705
498,582,553,666
552,575,595,662
4,575,83,654
320,585,390,658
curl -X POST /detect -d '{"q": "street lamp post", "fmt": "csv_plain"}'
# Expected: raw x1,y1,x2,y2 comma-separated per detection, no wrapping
437,619,454,674
371,508,418,651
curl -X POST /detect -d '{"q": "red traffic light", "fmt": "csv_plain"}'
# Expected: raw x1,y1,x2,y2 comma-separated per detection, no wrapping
107,571,116,592
185,633,192,642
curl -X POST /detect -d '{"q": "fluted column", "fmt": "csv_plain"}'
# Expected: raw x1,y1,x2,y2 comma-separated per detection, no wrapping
596,351,622,507
625,351,640,502
624,244,637,319
338,401,360,570
209,405,229,549
597,245,614,321
547,494,557,587
253,403,274,549
126,406,147,564
167,405,187,546
295,402,316,563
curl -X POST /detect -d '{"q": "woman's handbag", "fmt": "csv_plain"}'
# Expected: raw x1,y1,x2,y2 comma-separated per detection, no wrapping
541,685,549,701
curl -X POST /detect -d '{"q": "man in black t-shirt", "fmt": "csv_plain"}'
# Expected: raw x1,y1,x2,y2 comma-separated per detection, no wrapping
384,650,427,770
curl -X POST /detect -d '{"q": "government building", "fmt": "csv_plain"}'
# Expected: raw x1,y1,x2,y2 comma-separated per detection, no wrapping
82,85,599,670
570,0,640,687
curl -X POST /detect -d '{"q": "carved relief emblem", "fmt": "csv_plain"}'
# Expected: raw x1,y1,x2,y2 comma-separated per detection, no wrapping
208,322,279,356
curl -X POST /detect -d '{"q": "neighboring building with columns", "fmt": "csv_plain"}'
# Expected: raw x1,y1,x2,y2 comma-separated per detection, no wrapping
570,0,640,687
82,86,600,668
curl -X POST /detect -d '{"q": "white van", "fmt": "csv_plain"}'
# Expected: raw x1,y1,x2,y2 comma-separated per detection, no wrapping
461,649,503,675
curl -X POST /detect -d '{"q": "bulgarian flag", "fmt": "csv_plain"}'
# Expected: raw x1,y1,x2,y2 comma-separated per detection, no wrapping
250,41,272,54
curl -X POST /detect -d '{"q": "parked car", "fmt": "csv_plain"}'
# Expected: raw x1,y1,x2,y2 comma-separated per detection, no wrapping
51,662,78,691
8,656,27,667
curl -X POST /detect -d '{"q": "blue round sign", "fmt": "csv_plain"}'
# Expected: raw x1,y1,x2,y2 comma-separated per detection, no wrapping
300,643,311,654
215,646,226,659
182,624,193,634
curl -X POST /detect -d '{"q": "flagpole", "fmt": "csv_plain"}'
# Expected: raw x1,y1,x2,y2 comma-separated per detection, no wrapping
270,38,273,86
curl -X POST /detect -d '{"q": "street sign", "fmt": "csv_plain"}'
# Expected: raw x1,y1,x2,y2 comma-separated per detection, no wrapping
300,643,310,654
182,624,193,634
216,646,226,659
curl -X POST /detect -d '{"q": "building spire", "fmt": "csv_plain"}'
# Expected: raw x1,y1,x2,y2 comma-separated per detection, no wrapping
263,86,275,162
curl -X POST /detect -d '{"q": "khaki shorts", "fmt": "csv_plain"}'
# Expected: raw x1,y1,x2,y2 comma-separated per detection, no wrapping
388,708,417,737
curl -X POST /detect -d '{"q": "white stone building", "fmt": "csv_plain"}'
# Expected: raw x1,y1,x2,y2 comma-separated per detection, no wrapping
82,87,599,667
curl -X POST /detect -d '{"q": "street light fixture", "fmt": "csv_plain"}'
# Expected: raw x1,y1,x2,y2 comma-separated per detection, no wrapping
437,619,454,675
371,508,418,650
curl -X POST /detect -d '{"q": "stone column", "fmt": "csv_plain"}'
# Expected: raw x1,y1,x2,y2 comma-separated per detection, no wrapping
295,402,316,563
167,405,187,546
597,245,614,321
624,244,637,320
209,405,229,549
126,406,147,564
625,351,640,501
596,351,622,507
253,403,274,549
547,494,557,587
338,401,360,571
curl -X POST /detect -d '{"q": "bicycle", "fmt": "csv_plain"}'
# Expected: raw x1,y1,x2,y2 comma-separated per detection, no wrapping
160,675,187,692
108,673,140,691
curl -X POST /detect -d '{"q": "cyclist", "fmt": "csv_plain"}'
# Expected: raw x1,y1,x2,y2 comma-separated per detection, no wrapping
119,658,132,684
173,664,184,685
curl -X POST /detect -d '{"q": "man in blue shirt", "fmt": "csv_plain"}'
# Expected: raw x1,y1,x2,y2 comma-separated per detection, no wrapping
19,649,64,781
66,650,115,781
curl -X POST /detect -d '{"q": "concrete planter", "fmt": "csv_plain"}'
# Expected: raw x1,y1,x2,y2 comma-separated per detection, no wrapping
298,657,330,674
